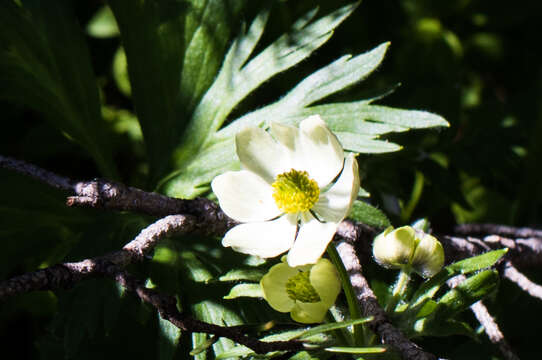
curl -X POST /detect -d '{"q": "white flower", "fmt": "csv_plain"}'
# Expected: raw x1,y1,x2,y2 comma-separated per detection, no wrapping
211,115,360,266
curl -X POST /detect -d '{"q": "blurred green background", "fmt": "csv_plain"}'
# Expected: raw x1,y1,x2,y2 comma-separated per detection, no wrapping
1,0,541,358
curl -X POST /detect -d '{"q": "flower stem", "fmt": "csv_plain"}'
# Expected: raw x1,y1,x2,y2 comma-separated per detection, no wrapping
327,244,366,346
385,268,412,313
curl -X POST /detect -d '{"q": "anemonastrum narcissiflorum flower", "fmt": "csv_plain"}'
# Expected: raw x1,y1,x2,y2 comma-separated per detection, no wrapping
372,226,444,278
260,257,341,323
211,115,359,266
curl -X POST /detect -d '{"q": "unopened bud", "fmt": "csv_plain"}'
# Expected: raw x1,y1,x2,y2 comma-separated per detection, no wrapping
410,232,444,278
373,226,416,269
372,226,444,278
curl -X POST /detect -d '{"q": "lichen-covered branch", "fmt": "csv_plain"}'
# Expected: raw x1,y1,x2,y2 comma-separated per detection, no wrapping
335,240,438,360
3,154,542,359
112,270,304,354
0,215,194,300
447,275,519,360
503,261,542,300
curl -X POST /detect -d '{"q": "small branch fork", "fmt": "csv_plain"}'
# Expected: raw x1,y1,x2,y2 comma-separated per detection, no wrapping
2,155,542,359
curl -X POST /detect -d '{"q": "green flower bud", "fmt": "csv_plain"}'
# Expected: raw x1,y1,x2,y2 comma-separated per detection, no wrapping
410,232,444,278
372,226,444,278
372,226,417,269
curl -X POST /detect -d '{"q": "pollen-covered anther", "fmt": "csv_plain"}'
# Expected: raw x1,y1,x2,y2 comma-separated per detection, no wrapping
272,169,320,213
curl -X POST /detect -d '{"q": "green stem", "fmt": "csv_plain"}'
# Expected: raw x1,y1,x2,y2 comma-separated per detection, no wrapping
385,268,411,313
327,244,366,346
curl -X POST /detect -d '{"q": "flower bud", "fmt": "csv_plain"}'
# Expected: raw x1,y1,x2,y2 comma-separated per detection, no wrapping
372,226,444,278
373,226,417,269
410,232,444,278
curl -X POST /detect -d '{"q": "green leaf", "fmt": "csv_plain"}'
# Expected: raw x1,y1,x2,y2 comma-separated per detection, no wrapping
324,346,386,354
108,0,245,185
447,248,508,274
216,328,332,359
349,200,391,228
432,270,499,320
415,299,438,319
223,283,264,299
170,3,359,174
335,132,402,153
158,316,182,360
161,3,448,199
161,137,238,198
408,249,507,310
86,5,119,38
112,47,131,97
413,319,475,338
190,336,219,356
216,42,390,139
219,268,266,282
292,317,374,340
0,0,118,178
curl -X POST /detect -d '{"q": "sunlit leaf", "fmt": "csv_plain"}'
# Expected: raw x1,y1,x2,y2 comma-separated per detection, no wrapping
348,200,391,228
223,283,263,299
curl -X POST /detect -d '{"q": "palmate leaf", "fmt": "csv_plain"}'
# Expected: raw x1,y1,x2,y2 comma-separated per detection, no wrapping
0,0,118,178
161,3,449,199
165,3,360,192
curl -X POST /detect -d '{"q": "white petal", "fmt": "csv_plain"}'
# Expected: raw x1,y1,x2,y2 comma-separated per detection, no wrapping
222,215,297,258
236,127,290,183
270,122,299,152
313,153,360,223
296,115,344,187
287,214,338,267
211,170,281,222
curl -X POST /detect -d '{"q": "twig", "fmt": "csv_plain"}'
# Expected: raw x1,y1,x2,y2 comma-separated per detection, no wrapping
455,223,542,239
0,154,237,235
113,270,304,354
0,215,195,300
2,154,541,267
335,239,438,360
503,261,542,300
0,154,74,190
440,235,542,268
447,275,520,360
0,212,304,354
484,236,542,268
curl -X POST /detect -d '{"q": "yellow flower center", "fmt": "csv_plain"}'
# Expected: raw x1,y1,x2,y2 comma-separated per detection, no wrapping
285,270,321,303
271,169,320,213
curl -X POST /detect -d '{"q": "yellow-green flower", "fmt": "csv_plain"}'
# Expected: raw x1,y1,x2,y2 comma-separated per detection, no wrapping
211,115,359,266
260,257,341,323
372,226,444,278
